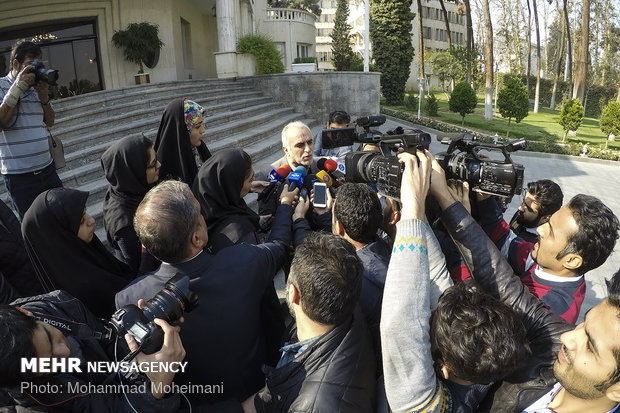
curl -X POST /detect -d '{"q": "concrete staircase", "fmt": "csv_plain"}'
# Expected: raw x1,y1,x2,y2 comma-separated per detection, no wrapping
1,78,322,241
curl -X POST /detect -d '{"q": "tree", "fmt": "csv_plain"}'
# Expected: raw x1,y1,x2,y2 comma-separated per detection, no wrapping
331,0,354,70
497,77,529,137
464,0,474,84
563,0,573,97
482,0,493,120
438,0,452,48
549,0,566,110
600,101,620,149
370,0,414,105
558,98,584,142
416,0,425,88
449,81,478,125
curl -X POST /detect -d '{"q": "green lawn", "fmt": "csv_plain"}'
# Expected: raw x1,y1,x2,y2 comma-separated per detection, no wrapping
384,94,620,150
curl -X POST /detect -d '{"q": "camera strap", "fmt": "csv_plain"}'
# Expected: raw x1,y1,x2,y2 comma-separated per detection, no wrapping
28,310,111,340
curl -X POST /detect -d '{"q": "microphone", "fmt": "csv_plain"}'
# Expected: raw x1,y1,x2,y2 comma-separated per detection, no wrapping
315,170,333,187
288,166,307,191
316,158,338,173
268,165,292,183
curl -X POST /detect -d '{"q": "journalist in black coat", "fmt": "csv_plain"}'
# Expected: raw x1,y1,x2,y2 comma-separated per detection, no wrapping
115,180,296,406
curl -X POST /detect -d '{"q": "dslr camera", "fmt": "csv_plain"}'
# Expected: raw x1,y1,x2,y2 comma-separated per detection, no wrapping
436,134,526,198
110,273,198,354
29,59,59,86
329,115,431,200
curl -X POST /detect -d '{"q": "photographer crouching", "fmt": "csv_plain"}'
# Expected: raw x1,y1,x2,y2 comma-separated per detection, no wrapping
0,40,62,219
0,288,187,412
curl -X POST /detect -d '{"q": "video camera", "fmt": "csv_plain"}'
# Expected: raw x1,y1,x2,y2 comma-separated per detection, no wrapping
29,59,59,86
329,114,431,200
436,134,526,198
110,273,198,355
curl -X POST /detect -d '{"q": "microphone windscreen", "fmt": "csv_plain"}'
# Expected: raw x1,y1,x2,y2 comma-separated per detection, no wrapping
317,158,327,170
324,159,338,172
276,165,292,178
294,166,307,177
315,170,333,187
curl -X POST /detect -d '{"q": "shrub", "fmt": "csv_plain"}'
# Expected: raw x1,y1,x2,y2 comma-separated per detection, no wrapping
237,35,285,75
449,82,478,125
497,77,529,137
558,98,584,142
111,22,164,73
404,89,418,111
425,93,438,116
600,101,620,149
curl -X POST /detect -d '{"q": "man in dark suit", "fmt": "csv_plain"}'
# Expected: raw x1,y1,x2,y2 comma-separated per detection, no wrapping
115,180,297,407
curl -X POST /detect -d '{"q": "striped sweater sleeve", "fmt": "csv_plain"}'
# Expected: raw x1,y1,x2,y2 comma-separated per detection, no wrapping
381,219,452,413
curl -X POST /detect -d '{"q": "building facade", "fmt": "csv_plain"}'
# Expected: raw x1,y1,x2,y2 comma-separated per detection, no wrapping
0,0,317,97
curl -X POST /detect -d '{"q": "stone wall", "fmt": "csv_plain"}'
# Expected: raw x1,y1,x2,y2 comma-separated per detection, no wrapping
243,72,381,121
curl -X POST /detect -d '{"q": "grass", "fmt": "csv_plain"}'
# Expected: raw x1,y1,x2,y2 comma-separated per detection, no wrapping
384,94,620,150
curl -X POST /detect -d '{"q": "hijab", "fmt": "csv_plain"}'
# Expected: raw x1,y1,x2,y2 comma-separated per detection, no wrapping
154,98,211,186
22,188,134,318
101,135,152,243
192,149,260,252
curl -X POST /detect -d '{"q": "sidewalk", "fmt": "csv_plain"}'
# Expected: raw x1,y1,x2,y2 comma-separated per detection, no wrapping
381,115,620,323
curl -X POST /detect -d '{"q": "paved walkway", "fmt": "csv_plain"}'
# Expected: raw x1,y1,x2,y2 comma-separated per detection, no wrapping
381,115,620,322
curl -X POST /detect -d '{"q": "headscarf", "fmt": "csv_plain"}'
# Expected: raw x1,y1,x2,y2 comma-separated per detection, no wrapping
191,149,260,253
101,135,152,244
154,99,211,186
22,188,134,318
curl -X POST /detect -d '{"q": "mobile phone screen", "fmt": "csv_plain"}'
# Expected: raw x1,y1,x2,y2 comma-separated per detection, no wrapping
313,183,327,207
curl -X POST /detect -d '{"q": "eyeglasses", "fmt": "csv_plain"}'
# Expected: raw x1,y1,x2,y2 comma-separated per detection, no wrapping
146,158,159,170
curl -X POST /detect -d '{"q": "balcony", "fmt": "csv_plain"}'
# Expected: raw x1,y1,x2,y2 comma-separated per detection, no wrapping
265,8,317,25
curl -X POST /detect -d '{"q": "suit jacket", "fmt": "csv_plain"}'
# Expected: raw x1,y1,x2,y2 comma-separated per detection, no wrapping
115,204,293,405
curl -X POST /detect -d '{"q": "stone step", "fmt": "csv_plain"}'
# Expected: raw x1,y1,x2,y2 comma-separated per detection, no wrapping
52,91,271,143
52,79,243,114
55,88,263,130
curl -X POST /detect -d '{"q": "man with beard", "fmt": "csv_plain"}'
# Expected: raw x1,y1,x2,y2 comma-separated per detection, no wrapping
476,189,619,324
424,156,620,411
509,180,563,243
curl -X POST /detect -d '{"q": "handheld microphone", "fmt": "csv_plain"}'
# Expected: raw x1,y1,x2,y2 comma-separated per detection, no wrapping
315,170,333,187
288,166,307,191
268,165,292,183
316,158,338,173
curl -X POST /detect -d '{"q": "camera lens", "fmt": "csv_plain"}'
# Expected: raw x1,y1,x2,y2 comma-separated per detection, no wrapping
142,273,198,324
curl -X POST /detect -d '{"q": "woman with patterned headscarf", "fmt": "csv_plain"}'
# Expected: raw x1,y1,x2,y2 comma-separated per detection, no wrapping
154,99,211,186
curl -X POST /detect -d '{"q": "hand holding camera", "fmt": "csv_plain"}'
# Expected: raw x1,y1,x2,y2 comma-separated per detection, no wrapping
124,299,186,399
398,150,431,221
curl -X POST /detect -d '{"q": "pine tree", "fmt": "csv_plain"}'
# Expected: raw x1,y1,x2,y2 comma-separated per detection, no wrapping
331,0,354,71
370,0,415,105
558,98,584,142
497,77,529,137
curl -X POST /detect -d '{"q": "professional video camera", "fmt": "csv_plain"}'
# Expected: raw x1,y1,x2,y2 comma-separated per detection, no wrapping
110,273,198,355
29,59,59,86
436,134,526,198
331,115,431,200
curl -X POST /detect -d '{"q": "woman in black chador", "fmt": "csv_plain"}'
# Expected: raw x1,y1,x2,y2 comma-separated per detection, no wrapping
22,188,133,318
101,135,160,274
154,98,211,186
192,148,258,253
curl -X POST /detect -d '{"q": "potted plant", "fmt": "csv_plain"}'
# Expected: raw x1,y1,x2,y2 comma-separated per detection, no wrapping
112,22,164,84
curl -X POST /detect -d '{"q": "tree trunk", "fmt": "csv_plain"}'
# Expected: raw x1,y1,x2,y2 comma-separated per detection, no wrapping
507,117,511,137
417,0,425,100
533,0,541,113
550,0,566,110
526,0,532,92
483,0,493,120
617,84,620,102
465,0,473,85
572,0,589,102
438,0,452,48
563,0,573,97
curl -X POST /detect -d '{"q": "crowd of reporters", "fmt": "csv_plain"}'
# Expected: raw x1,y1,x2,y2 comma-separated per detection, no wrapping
1,39,620,413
